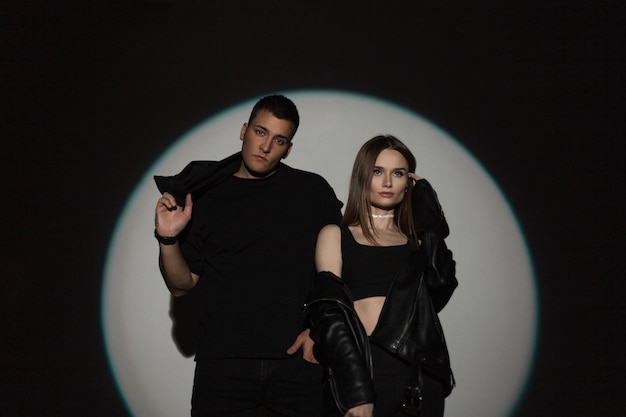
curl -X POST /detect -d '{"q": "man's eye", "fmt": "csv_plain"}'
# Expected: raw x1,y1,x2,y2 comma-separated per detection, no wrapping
255,129,265,136
274,138,286,146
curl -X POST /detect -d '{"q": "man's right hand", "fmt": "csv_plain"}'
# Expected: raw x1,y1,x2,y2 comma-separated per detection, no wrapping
155,192,193,238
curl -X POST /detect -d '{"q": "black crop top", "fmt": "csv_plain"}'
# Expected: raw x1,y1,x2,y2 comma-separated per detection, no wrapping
340,225,418,301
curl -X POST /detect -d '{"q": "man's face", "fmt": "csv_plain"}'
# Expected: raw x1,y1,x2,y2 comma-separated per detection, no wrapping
236,109,295,179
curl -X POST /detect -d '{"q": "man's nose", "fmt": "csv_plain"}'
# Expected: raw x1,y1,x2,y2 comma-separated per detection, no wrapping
260,138,272,153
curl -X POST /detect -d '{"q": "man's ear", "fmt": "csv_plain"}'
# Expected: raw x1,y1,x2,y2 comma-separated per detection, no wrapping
240,123,248,141
282,142,293,159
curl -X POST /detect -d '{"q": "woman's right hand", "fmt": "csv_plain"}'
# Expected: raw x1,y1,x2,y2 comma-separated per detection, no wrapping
344,403,374,417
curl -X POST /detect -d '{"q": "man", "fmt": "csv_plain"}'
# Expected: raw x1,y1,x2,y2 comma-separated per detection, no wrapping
154,95,342,416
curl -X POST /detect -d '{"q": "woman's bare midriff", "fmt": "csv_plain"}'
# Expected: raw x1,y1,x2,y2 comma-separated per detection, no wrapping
354,296,386,336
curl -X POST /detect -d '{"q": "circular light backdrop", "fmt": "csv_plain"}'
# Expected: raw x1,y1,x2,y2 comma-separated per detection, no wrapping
102,90,537,417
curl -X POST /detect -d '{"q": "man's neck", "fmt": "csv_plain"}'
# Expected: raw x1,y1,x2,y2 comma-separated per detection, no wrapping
233,162,280,179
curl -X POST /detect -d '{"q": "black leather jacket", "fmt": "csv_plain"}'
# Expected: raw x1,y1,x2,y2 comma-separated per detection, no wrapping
304,179,457,412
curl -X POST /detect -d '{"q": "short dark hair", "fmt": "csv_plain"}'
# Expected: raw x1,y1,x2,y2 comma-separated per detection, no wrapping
248,95,300,137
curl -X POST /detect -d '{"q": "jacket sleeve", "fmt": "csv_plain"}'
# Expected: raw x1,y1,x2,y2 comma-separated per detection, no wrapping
153,152,242,207
412,179,449,240
423,236,457,312
412,179,458,312
304,272,375,411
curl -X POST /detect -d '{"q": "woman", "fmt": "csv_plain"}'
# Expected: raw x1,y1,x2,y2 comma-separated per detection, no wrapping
305,135,457,417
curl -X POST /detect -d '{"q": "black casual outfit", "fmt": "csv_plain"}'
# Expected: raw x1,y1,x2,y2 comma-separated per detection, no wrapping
156,153,343,417
305,179,457,417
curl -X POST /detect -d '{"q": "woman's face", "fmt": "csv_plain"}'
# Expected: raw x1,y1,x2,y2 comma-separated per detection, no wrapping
369,149,410,211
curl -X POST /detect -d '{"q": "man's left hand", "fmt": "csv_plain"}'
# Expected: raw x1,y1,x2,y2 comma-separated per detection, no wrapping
286,328,318,363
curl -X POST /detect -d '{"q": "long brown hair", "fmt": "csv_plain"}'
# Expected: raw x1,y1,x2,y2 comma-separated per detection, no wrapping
342,135,418,245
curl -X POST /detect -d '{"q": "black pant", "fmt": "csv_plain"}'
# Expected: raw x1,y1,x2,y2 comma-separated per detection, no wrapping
323,344,444,417
191,356,324,417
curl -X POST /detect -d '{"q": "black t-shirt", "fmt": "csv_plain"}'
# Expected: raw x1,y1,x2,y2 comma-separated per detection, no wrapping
181,164,342,359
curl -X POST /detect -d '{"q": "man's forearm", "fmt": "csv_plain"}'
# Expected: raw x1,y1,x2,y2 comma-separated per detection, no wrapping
158,243,196,297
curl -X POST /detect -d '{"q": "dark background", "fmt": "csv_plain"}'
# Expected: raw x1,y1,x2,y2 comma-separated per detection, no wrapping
3,1,624,416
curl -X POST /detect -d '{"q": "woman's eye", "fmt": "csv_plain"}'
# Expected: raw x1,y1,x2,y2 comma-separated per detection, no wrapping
373,169,382,175
393,171,405,177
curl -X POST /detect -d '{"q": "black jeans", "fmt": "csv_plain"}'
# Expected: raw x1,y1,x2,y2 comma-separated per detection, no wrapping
323,344,444,417
191,356,324,417
371,344,444,417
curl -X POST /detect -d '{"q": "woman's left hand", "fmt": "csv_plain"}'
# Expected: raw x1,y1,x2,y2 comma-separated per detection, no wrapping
409,173,423,182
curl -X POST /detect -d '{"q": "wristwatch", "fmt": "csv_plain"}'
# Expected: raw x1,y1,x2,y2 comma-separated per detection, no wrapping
154,229,178,245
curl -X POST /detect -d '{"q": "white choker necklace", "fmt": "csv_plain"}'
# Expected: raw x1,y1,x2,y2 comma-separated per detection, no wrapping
371,214,394,218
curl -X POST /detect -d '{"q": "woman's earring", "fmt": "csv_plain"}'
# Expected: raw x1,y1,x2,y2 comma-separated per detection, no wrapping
404,188,408,193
